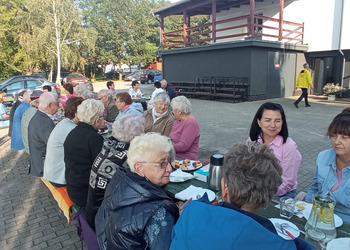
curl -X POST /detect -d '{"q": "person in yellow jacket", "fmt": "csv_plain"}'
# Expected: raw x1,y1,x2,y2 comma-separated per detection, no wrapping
294,63,313,108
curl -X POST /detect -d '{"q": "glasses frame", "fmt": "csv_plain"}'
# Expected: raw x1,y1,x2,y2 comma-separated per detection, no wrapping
139,159,171,169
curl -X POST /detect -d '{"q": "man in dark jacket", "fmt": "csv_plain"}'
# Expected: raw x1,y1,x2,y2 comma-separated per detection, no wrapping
161,79,177,100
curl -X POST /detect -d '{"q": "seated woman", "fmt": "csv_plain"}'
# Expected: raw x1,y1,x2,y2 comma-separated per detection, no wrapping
0,91,10,128
43,97,84,186
143,92,174,136
64,99,105,207
249,102,301,198
169,96,200,160
60,83,75,108
128,80,143,99
115,92,143,119
305,112,350,223
86,115,145,228
95,132,179,250
170,142,313,250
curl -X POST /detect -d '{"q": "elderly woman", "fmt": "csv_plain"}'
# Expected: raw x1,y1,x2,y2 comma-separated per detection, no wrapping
98,89,118,124
249,102,301,198
128,80,143,99
143,92,174,136
86,115,145,228
115,92,143,119
306,112,350,223
169,96,200,160
95,132,179,249
0,91,10,128
170,142,313,250
64,99,105,207
43,97,84,186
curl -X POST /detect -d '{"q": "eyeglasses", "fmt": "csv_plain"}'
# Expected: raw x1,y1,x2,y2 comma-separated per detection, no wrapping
140,159,171,169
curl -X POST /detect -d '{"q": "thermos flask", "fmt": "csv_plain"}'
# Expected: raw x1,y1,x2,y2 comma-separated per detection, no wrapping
208,154,224,191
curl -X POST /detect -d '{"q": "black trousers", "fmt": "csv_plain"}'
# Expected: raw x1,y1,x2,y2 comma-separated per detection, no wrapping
295,88,309,106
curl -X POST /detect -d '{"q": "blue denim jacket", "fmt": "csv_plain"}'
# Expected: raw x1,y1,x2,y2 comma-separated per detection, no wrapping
305,149,350,223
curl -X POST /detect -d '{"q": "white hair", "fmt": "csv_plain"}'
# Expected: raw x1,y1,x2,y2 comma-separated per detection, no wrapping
38,92,58,110
112,115,145,142
127,132,172,172
171,96,192,114
154,92,170,104
23,91,32,103
77,99,104,125
99,89,113,100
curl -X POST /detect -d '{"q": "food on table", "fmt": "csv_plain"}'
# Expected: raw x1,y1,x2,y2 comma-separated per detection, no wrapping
179,164,188,170
295,202,306,210
183,159,191,166
192,160,201,167
172,160,180,168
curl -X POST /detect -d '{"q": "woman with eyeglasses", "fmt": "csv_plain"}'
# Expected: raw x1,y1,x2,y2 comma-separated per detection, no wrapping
95,132,179,250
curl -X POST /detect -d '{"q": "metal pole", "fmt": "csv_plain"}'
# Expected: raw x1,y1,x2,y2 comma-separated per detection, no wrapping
279,0,284,41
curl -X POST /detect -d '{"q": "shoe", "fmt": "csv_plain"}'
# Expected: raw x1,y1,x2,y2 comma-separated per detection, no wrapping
306,104,311,107
293,102,299,108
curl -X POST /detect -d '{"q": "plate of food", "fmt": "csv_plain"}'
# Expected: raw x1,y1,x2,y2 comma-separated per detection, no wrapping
172,159,202,172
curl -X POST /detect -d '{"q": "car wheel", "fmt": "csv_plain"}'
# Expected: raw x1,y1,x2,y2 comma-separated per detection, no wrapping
147,79,152,84
141,81,145,84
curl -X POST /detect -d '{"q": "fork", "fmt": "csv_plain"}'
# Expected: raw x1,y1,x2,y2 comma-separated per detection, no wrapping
275,222,295,239
280,222,305,235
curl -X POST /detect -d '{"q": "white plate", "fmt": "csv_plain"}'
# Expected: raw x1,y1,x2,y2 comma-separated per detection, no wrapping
326,238,350,250
172,160,202,172
269,218,300,240
302,203,343,228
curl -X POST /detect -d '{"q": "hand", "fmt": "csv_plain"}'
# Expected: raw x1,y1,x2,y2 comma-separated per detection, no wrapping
176,198,192,215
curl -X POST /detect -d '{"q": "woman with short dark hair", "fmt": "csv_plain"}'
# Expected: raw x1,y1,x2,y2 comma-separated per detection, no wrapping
248,102,301,198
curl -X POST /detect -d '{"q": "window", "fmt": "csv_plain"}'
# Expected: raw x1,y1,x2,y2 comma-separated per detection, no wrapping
6,81,24,91
26,80,41,88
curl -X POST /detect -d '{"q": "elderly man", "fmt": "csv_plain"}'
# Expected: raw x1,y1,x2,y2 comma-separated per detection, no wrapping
11,91,32,150
21,90,43,155
115,92,143,120
28,92,59,177
98,89,118,125
161,79,177,100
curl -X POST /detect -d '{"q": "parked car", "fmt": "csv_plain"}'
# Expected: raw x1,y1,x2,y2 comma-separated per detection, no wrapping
0,75,60,106
140,70,162,84
125,70,143,81
66,73,88,85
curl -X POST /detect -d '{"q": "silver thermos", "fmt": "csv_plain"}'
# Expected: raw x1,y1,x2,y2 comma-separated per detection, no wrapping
208,154,224,191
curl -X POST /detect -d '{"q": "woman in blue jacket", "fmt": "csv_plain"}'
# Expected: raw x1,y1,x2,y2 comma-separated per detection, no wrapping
170,142,314,250
306,111,350,223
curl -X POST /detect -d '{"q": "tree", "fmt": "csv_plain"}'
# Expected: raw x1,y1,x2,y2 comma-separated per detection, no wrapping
16,0,97,83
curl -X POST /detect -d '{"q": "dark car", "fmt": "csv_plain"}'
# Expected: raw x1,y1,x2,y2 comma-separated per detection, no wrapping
66,73,88,85
140,70,162,84
125,70,143,81
0,75,60,106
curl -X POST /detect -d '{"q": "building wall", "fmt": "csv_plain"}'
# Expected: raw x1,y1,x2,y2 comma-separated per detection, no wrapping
215,0,349,51
161,41,306,99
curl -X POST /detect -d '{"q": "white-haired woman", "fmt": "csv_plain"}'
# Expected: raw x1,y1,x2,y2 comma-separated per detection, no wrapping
143,92,174,136
64,99,105,207
169,96,200,160
86,115,145,228
171,142,314,250
95,132,179,250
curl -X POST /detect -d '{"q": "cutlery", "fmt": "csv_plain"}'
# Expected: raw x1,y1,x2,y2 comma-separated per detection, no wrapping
280,222,305,235
275,222,295,239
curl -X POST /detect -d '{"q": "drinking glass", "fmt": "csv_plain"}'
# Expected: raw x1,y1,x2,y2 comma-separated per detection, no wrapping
280,197,296,219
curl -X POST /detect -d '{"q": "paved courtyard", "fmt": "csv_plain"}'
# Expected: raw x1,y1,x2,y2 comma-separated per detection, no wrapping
0,81,348,249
